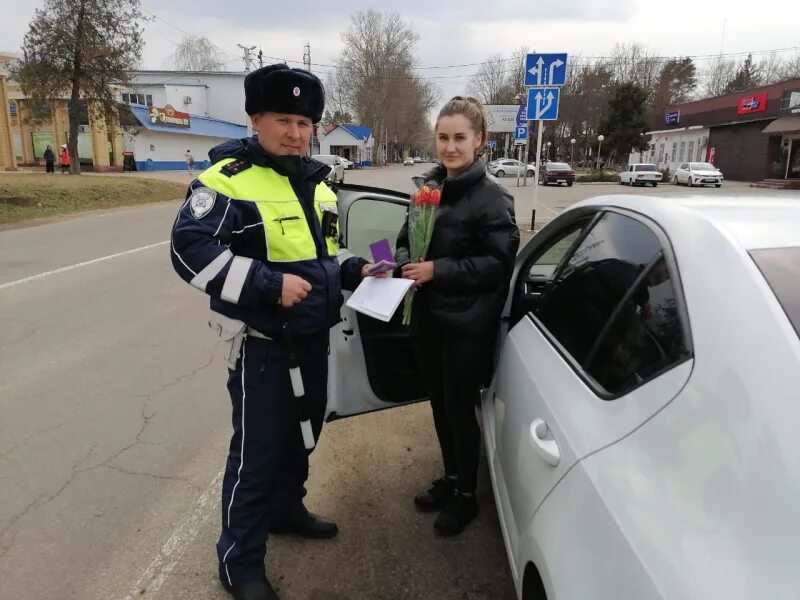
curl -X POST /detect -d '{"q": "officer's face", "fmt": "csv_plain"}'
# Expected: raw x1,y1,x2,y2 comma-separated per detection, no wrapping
252,112,313,156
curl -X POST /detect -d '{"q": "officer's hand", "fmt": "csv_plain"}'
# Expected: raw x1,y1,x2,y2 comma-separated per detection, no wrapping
281,274,312,307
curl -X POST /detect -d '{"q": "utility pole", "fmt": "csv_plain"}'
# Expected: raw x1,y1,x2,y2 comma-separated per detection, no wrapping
236,43,257,73
237,44,256,138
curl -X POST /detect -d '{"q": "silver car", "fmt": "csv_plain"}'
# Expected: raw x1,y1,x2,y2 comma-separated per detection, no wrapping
489,159,536,178
326,185,800,599
311,154,345,183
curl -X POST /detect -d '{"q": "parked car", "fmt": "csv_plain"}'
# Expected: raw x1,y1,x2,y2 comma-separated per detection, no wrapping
328,184,800,600
540,162,575,186
489,159,536,178
619,163,663,187
311,154,345,183
339,157,354,170
674,162,723,187
403,157,415,166
413,156,423,163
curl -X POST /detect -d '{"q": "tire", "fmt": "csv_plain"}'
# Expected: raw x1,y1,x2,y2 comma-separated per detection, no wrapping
496,170,504,177
527,170,534,177
715,183,722,188
673,176,679,185
619,179,625,185
687,178,693,187
567,181,573,187
651,182,658,187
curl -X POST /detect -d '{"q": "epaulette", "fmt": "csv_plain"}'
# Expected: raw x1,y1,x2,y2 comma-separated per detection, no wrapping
221,160,252,177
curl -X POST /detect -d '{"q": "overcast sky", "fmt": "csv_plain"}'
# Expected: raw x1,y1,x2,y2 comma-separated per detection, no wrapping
3,0,799,104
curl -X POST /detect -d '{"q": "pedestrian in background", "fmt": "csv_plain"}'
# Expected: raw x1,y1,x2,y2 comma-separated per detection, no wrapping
396,96,519,537
59,144,70,174
43,145,55,173
185,149,195,175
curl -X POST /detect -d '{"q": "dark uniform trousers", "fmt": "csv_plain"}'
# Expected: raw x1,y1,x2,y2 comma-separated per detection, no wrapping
217,330,329,585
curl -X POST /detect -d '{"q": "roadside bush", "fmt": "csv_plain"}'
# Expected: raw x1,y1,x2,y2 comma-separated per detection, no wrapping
575,171,619,183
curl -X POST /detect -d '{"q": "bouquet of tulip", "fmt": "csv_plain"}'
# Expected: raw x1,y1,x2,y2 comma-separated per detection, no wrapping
402,183,441,325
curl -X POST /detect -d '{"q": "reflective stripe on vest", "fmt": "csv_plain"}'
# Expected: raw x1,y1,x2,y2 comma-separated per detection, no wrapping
199,158,339,262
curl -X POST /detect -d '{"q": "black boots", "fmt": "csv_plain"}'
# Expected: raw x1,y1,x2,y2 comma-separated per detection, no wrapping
433,491,479,537
269,512,339,539
413,477,456,512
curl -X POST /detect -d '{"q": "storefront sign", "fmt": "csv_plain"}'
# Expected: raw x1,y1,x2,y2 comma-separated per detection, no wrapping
707,146,716,164
737,92,768,115
665,111,680,125
148,104,191,128
790,91,800,114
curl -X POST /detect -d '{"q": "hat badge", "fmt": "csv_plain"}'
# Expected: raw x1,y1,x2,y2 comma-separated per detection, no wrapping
293,86,301,97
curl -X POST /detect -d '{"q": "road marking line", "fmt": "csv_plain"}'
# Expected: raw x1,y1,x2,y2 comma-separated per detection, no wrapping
123,469,224,600
0,241,168,291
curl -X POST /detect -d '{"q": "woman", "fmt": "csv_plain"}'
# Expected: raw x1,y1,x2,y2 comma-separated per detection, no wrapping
395,96,519,537
59,144,70,174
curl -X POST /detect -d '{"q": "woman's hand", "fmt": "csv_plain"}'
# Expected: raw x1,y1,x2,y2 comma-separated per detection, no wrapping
402,260,434,288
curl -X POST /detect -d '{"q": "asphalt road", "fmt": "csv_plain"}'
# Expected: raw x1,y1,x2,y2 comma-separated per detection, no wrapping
0,166,778,600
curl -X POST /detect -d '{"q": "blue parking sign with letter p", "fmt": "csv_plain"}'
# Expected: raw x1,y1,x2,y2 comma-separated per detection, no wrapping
515,126,528,140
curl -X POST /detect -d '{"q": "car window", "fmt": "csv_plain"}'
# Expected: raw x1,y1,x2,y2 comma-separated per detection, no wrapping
635,164,657,171
680,164,688,170
533,212,687,395
548,163,571,170
750,247,800,339
527,227,584,281
346,198,408,260
584,255,689,395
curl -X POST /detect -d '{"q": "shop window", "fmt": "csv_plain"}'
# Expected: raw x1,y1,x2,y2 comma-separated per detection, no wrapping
658,143,664,163
146,95,153,107
8,101,16,117
672,143,678,162
679,141,686,162
687,141,694,163
696,143,704,162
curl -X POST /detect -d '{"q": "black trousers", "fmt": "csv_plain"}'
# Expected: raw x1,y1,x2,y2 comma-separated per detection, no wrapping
45,162,54,173
216,332,328,586
412,328,492,493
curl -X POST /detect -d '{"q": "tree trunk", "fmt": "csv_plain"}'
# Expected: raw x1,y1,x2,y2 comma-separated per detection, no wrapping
67,77,81,175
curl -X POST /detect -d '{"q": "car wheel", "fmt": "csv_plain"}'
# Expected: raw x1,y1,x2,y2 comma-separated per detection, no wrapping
527,170,534,177
651,182,658,187
687,178,693,187
496,170,504,177
567,181,573,187
618,179,624,185
673,176,679,185
715,183,722,188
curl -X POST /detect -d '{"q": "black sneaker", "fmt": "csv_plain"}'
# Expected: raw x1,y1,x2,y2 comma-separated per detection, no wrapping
434,491,479,537
413,477,455,512
221,578,279,600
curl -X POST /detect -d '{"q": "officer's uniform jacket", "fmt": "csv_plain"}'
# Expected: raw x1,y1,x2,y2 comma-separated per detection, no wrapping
171,137,364,336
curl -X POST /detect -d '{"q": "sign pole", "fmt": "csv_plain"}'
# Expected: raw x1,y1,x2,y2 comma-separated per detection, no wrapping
516,144,522,187
531,119,544,231
522,127,529,187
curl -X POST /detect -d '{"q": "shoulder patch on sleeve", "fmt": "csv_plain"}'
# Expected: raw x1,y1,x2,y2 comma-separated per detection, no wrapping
189,187,217,219
220,160,252,177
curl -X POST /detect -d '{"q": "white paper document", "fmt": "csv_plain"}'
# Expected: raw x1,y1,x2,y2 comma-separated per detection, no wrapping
346,276,414,322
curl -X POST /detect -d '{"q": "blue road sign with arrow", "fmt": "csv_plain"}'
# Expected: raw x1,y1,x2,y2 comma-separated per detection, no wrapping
525,53,568,87
526,88,560,121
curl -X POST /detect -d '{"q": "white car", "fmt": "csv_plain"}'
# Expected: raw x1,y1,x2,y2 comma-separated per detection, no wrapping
403,157,415,166
339,157,354,170
326,186,800,600
311,154,345,183
674,162,723,187
619,163,663,187
489,159,536,178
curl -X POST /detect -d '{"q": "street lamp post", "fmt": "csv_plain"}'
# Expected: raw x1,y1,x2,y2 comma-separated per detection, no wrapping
570,138,576,166
546,141,552,162
596,134,605,170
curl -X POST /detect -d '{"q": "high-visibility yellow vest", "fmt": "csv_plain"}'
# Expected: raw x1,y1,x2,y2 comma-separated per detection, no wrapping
199,158,339,262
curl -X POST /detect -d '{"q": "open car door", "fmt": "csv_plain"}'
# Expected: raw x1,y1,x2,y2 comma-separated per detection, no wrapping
325,184,428,421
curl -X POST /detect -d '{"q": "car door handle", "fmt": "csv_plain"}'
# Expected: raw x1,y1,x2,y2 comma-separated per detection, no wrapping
529,418,560,466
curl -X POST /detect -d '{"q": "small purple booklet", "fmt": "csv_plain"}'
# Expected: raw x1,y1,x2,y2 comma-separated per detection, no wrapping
366,239,397,275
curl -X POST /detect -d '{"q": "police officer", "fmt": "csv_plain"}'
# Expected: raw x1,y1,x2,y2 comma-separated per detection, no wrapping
171,64,376,600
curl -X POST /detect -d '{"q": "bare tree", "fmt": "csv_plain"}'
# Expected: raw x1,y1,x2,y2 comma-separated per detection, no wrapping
167,35,225,71
701,56,739,97
335,10,439,164
607,43,661,90
467,54,513,104
778,51,800,81
12,0,145,174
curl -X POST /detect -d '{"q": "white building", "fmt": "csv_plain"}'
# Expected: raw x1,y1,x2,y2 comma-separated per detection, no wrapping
318,124,374,166
629,126,710,174
119,70,248,170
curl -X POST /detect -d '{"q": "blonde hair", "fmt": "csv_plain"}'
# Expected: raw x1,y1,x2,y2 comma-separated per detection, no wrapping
435,96,487,158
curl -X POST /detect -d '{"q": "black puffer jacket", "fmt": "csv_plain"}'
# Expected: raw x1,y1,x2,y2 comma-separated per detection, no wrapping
395,157,520,334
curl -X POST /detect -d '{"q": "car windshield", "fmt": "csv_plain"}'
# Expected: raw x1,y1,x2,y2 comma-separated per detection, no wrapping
750,247,800,339
548,163,571,170
690,163,716,170
634,164,658,171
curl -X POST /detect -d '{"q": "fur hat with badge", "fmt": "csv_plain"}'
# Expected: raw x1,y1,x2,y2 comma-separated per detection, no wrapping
244,63,325,123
